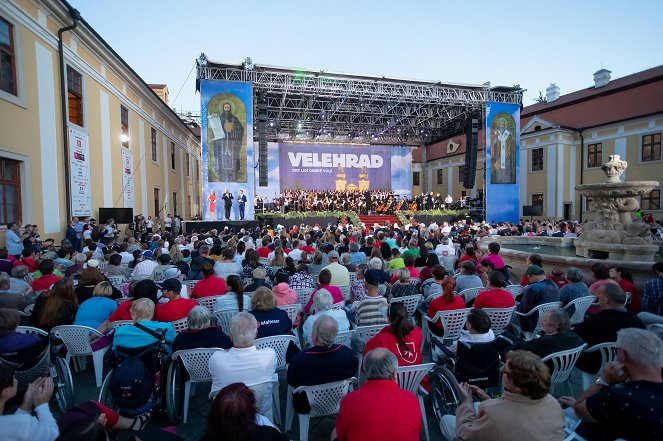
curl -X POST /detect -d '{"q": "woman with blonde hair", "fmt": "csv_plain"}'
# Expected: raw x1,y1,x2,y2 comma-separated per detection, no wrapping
269,246,286,268
74,281,118,329
249,286,292,338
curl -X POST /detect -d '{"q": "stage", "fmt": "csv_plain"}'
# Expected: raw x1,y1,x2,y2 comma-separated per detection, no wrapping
183,220,260,235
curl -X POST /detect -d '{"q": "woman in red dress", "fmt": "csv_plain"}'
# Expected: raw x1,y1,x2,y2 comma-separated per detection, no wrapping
208,189,217,220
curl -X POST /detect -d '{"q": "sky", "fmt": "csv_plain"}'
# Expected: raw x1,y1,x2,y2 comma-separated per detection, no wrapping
70,0,663,111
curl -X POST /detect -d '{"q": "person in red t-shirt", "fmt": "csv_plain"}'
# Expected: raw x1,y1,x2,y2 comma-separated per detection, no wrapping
389,254,420,284
31,259,62,291
364,302,422,366
458,246,478,264
519,254,543,287
156,278,198,322
256,236,272,258
548,268,569,290
191,263,227,299
609,266,642,313
427,276,466,336
99,279,160,333
474,271,516,309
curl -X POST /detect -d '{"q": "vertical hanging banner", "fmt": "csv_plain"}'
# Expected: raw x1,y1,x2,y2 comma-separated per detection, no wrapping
200,80,254,221
391,146,413,198
121,147,134,208
485,102,520,223
68,127,91,217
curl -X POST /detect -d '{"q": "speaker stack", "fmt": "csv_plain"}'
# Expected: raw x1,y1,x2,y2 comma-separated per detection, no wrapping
463,110,480,189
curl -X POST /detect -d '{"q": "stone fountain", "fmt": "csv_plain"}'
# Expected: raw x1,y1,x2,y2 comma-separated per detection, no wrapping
575,155,659,261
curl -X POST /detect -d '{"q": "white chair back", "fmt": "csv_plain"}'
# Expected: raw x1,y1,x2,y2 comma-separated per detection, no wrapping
212,310,237,331
354,324,384,344
338,285,351,301
334,330,354,348
255,334,300,370
172,317,189,333
513,301,563,339
482,307,516,335
563,296,596,325
425,308,471,341
16,325,48,337
249,377,280,424
458,287,488,305
107,275,126,288
504,285,524,299
293,377,356,417
258,257,270,266
349,273,356,285
389,294,423,322
277,303,301,326
580,342,619,389
172,348,221,382
51,325,101,356
331,301,345,311
296,287,314,305
396,363,435,393
377,284,387,296
542,344,587,385
108,320,133,330
196,295,226,314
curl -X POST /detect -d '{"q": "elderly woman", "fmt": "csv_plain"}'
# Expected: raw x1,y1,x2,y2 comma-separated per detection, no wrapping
65,252,88,278
74,281,118,330
172,306,232,352
559,267,590,307
249,287,293,338
388,267,419,300
112,298,175,350
244,267,273,293
302,289,350,346
191,262,227,299
214,247,243,280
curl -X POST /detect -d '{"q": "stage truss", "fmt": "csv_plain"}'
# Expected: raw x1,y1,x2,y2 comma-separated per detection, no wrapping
196,56,523,146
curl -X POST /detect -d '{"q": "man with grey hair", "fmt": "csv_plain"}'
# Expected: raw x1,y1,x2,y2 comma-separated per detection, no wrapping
340,253,356,273
208,311,277,405
349,241,367,266
335,348,422,440
188,244,214,280
510,308,584,359
322,250,350,287
287,315,357,413
559,267,590,309
172,306,231,352
560,328,663,440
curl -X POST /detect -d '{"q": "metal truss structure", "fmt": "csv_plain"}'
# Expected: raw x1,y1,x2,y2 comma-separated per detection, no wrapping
197,56,523,146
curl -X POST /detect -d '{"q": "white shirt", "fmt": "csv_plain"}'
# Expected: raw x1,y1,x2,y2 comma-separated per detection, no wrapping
0,403,59,441
164,217,172,228
131,259,158,280
119,251,134,264
322,262,350,286
303,309,350,347
288,248,304,262
209,346,277,410
214,293,251,312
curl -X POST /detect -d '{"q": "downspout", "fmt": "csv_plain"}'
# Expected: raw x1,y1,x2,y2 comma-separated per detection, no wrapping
577,128,585,222
57,8,81,221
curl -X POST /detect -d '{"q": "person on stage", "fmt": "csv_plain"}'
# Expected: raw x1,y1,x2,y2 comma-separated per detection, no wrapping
208,189,217,220
222,188,234,220
238,190,247,220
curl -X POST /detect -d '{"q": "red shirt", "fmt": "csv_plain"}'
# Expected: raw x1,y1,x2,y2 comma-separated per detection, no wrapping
364,326,423,366
618,279,642,313
427,295,466,331
419,266,433,282
191,276,227,299
390,267,421,284
459,255,477,263
473,288,516,309
31,274,63,291
520,274,530,287
156,297,198,322
300,245,315,255
108,301,161,322
548,274,569,290
257,247,271,258
336,379,422,441
14,258,38,273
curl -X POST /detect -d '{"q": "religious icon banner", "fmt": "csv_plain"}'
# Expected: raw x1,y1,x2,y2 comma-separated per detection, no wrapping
485,101,520,223
200,79,254,221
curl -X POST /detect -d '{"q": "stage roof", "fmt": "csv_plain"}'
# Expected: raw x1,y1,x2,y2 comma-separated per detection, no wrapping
197,56,523,146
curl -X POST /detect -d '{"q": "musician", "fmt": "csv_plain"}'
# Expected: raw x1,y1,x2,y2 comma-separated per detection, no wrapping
425,192,433,210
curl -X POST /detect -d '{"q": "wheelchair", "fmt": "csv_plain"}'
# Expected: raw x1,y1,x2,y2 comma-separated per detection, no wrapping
0,326,74,413
428,337,505,424
98,329,183,423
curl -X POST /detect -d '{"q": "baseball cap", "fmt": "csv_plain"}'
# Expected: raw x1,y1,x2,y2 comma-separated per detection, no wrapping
159,254,172,264
163,267,182,279
525,265,546,276
328,250,339,259
157,278,182,292
142,250,153,258
363,268,383,286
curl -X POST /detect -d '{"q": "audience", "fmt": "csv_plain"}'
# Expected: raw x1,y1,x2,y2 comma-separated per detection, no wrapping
249,287,293,338
510,308,584,360
302,290,350,346
31,278,78,332
112,298,175,350
190,263,227,299
515,265,560,334
302,269,343,314
244,267,273,293
454,261,484,293
73,281,117,330
31,259,62,292
559,266,591,307
427,276,466,336
0,308,42,352
155,278,198,322
640,262,663,325
473,271,515,309
609,265,641,313
353,269,388,326
214,274,250,313
172,306,231,352
364,302,422,365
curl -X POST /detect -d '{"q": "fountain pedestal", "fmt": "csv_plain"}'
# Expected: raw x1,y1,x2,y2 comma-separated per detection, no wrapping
575,155,659,262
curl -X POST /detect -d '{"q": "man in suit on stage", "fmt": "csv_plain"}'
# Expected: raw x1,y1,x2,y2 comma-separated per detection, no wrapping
238,189,247,220
223,188,234,220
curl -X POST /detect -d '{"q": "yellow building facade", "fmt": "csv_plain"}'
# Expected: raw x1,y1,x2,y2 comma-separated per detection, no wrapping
0,0,201,245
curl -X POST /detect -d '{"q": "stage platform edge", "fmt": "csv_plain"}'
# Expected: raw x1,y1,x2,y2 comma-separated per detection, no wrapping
183,220,260,234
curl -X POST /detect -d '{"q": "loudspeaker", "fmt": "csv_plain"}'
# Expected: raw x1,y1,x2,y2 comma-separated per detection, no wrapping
463,111,479,189
257,95,268,186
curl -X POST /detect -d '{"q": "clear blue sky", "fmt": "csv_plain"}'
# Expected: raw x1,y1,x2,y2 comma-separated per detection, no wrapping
71,0,662,110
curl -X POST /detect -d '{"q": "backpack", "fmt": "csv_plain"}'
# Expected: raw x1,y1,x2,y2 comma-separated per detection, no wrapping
109,324,164,410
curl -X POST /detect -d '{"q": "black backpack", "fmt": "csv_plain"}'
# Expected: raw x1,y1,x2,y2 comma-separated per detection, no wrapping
109,324,164,410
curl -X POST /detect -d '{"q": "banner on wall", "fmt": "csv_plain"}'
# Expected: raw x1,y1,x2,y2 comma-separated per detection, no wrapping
200,79,254,221
68,127,91,217
485,101,520,223
121,147,134,209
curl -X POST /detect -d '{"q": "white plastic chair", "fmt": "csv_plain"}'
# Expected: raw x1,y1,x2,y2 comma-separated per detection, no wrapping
353,325,386,379
17,303,35,317
349,273,356,285
171,348,222,423
107,275,126,289
16,325,49,337
504,284,524,299
562,296,596,325
258,257,270,266
482,306,516,335
171,317,189,333
255,334,299,373
458,287,488,305
212,310,237,332
250,376,281,425
338,285,351,301
389,294,423,323
397,363,435,441
285,377,357,440
542,344,586,395
408,277,421,286
277,303,301,339
196,295,226,314
580,342,618,390
183,279,198,296
377,284,387,296
334,330,354,348
108,320,133,330
513,301,563,340
423,308,471,345
296,287,314,306
51,325,110,387
331,301,345,311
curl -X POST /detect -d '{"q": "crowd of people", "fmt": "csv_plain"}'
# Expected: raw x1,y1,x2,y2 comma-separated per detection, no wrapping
0,213,662,440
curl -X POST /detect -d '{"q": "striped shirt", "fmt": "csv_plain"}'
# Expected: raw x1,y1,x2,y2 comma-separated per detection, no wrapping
354,296,388,326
